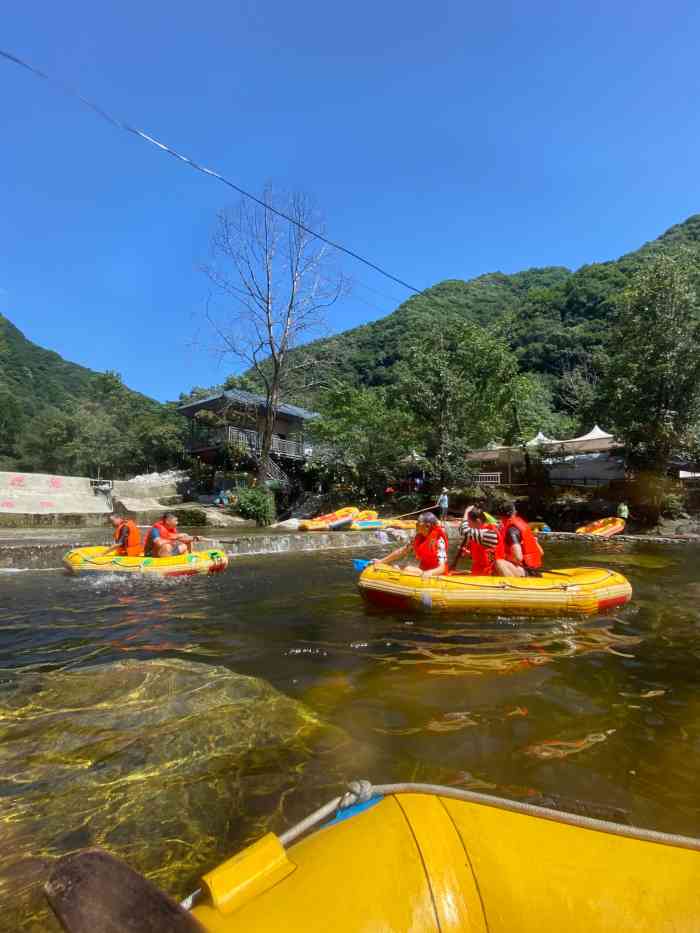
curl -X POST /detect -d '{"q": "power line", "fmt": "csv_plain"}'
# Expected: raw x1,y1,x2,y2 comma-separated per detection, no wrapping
0,47,423,295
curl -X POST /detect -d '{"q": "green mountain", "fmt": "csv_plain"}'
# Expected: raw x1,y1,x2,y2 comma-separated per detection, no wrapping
266,213,700,406
0,314,183,475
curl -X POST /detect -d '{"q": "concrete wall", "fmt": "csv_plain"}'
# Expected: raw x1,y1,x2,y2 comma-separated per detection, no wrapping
0,471,110,519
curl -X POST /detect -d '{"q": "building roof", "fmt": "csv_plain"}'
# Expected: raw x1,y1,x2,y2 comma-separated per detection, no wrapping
467,426,620,461
177,388,319,421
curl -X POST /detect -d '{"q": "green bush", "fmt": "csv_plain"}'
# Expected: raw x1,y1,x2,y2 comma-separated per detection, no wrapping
235,487,276,526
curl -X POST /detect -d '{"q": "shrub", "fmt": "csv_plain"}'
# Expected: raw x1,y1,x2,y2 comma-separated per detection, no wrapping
235,487,276,526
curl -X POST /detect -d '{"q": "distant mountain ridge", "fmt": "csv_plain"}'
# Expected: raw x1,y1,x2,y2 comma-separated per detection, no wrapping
257,212,700,406
0,313,158,418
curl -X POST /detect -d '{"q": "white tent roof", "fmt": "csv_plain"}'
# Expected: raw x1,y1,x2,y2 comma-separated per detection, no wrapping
570,425,613,442
526,431,553,447
525,425,614,447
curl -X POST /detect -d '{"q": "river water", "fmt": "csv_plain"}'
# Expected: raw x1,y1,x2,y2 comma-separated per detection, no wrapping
1,536,699,928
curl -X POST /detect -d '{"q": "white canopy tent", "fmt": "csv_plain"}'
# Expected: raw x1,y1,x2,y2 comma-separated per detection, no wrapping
466,426,623,484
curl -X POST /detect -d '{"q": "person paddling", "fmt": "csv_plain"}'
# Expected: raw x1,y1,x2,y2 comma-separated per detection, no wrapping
102,514,142,558
492,503,543,577
374,511,449,578
144,512,198,558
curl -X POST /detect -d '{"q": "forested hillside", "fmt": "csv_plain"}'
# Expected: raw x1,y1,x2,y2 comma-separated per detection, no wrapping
0,314,185,476
280,213,700,403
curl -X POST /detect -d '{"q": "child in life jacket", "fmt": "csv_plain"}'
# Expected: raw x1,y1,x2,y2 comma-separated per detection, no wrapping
456,505,499,575
373,512,449,578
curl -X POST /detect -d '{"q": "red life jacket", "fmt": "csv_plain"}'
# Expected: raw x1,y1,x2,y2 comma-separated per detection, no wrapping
412,526,449,571
144,520,179,555
468,523,498,576
113,518,141,556
495,515,542,569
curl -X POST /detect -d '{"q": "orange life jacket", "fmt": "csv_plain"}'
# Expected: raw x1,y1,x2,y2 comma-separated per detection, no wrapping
467,522,498,576
412,526,449,571
495,515,542,569
144,520,179,555
113,518,141,556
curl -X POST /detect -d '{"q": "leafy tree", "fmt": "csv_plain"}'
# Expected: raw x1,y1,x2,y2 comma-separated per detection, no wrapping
15,409,78,473
309,386,420,496
0,390,23,457
391,319,516,482
604,252,700,469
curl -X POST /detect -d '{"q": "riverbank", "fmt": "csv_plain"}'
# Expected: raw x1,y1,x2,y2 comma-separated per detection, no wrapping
0,527,408,570
3,522,699,572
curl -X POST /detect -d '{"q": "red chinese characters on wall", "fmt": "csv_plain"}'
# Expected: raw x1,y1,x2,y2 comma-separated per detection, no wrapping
9,475,25,488
49,477,63,489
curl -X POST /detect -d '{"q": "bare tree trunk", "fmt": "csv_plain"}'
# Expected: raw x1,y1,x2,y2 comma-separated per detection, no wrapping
203,187,346,485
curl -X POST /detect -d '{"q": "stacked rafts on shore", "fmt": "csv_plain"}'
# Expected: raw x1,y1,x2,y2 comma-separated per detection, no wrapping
299,506,418,532
576,517,625,538
63,546,229,577
299,507,361,531
358,564,632,616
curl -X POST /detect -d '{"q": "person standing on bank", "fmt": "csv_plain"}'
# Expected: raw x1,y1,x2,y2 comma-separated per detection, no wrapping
374,512,449,578
437,488,449,522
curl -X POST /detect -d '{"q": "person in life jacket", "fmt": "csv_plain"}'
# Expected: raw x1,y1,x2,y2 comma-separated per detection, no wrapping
144,512,198,558
457,505,499,575
103,514,142,557
374,512,449,578
493,503,544,577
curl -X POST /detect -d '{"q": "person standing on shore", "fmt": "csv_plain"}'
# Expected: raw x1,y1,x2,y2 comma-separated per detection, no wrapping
437,488,449,522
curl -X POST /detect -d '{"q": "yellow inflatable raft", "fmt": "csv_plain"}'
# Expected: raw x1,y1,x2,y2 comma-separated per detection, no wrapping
576,517,625,538
63,546,229,577
358,564,632,615
299,507,359,531
45,781,700,932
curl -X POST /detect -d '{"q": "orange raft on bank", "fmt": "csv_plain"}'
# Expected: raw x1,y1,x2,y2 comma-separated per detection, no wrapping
576,517,625,538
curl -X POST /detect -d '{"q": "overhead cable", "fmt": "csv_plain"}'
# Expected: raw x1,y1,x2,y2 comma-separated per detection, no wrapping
0,47,423,295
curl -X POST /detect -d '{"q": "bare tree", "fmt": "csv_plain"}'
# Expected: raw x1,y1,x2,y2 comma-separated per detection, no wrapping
204,187,346,480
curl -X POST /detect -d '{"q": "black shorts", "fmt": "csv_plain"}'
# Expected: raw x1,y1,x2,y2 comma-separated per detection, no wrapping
524,566,543,577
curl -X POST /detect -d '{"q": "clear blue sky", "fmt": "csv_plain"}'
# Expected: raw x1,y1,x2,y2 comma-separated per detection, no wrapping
1,1,699,401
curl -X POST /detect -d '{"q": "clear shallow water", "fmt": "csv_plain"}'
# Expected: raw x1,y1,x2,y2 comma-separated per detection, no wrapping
1,538,700,926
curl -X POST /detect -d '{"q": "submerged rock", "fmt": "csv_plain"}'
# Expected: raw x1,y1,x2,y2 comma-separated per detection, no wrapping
0,659,347,931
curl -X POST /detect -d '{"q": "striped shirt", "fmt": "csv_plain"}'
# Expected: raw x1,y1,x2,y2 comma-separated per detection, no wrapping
458,524,499,549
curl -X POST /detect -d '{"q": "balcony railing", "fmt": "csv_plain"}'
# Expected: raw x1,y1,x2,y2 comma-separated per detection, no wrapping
186,425,306,459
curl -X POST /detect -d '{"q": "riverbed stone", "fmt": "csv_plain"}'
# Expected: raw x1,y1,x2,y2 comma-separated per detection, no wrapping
0,659,348,932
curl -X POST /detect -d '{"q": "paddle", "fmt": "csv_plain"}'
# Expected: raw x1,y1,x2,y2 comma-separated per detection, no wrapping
353,558,373,572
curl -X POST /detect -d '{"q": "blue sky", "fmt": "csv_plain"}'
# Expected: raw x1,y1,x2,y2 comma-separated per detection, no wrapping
1,0,699,401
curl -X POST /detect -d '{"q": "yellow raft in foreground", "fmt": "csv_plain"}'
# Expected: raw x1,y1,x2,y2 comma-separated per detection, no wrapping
46,782,700,931
358,564,632,615
185,783,700,932
63,545,229,577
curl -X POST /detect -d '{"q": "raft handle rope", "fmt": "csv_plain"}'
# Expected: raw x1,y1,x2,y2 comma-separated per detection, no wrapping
181,777,700,910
